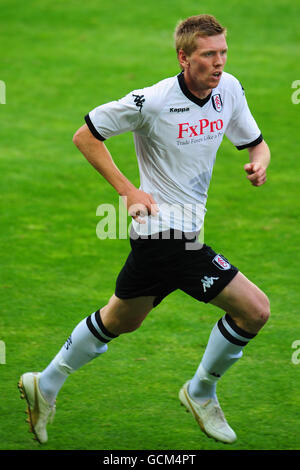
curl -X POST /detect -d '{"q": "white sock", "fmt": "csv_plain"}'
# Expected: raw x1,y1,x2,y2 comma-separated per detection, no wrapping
189,314,256,404
39,309,117,405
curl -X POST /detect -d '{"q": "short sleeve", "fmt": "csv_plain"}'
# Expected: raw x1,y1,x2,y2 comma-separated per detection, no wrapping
225,82,262,150
84,91,148,141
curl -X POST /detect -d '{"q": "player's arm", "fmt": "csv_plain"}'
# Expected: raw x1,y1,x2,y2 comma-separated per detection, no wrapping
244,139,270,187
73,124,158,223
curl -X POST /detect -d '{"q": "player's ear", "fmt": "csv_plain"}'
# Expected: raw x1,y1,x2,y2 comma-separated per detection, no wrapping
178,49,190,69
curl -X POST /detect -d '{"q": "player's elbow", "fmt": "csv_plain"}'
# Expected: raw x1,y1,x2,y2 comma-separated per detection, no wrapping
72,124,91,149
72,129,82,148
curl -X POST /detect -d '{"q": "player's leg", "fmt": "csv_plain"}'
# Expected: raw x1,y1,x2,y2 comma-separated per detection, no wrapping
209,271,270,333
187,272,270,438
177,241,270,443
37,295,155,401
18,294,155,443
100,294,156,334
38,294,155,403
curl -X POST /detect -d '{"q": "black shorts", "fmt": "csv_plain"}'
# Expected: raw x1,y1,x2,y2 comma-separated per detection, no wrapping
115,228,238,307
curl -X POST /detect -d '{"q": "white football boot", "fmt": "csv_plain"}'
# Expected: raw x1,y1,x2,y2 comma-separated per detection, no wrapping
18,372,56,444
179,381,237,444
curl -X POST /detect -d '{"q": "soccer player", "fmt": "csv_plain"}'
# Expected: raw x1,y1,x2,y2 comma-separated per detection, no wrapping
19,14,271,445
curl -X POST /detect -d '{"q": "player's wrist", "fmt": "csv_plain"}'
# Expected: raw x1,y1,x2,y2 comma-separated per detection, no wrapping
114,179,137,197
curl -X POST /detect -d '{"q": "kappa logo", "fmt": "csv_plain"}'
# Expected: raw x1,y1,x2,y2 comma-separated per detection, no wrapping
212,94,223,112
201,275,219,292
132,94,145,112
170,107,190,113
212,254,231,271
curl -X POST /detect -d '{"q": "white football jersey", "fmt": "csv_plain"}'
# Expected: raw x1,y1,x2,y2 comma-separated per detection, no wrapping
85,72,262,235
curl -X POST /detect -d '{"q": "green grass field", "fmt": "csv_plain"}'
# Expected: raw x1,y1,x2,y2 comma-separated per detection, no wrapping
1,0,300,451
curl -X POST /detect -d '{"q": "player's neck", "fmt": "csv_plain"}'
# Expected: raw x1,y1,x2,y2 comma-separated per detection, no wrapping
183,71,212,100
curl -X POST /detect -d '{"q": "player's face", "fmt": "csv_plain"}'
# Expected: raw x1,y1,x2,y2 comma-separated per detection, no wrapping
180,34,228,97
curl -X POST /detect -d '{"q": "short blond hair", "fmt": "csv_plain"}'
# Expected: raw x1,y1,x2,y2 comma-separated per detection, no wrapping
174,14,227,57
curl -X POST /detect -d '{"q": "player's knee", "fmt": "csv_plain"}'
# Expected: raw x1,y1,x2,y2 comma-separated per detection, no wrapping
252,291,270,329
109,314,145,334
117,306,147,333
101,299,148,335
121,319,144,333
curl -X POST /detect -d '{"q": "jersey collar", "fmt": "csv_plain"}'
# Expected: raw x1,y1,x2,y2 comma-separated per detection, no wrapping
177,72,212,107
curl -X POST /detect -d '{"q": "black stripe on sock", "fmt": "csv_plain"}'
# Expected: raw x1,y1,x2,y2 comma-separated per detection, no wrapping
217,319,248,346
225,314,256,339
95,309,118,338
86,315,110,343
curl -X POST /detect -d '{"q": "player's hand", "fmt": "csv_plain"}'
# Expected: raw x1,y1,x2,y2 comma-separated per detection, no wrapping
244,162,267,187
122,188,159,224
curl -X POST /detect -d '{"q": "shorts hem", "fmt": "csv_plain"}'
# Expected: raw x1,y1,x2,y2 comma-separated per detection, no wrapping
114,289,175,307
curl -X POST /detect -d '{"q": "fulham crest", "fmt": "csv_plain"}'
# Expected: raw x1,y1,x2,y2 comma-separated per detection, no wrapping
212,254,231,270
212,94,223,113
